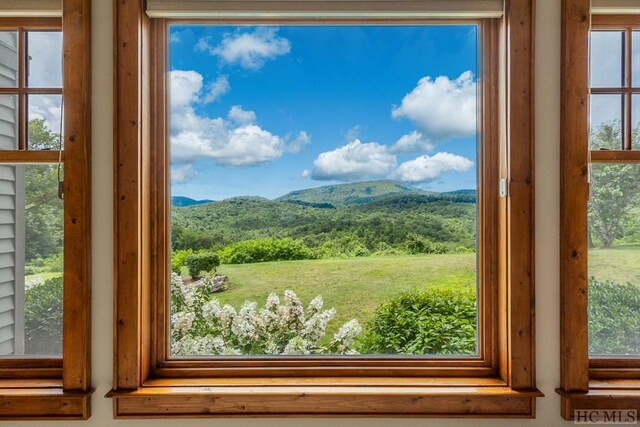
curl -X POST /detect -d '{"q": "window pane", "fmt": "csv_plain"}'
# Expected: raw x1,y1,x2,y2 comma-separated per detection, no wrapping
28,94,62,150
168,25,479,357
633,31,639,87
0,164,63,356
26,31,62,88
590,31,624,88
590,94,623,150
588,163,640,356
0,31,18,88
0,95,18,150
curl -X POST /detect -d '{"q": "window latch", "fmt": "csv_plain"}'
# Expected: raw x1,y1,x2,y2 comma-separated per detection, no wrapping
499,178,508,198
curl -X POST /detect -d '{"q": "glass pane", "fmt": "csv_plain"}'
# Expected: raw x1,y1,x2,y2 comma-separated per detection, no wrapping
0,95,18,150
633,31,640,87
590,31,624,88
169,25,479,357
590,94,623,150
0,31,18,88
0,164,63,356
588,164,640,356
28,94,62,150
26,31,62,88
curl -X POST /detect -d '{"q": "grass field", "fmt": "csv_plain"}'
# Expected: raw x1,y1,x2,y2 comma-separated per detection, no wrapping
214,254,477,335
589,244,640,284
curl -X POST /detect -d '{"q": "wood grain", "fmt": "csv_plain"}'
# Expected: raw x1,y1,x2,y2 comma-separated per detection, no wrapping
62,0,92,393
560,0,590,393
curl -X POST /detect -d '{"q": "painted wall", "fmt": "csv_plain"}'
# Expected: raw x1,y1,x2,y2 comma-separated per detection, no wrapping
6,0,567,424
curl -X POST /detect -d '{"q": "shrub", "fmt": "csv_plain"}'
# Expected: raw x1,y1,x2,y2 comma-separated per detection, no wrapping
186,252,220,278
170,274,361,355
171,249,196,274
359,288,477,355
24,277,63,354
404,232,448,255
589,278,640,355
218,238,315,264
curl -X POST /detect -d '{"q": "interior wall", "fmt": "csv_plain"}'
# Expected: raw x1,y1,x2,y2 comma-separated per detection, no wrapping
6,0,567,424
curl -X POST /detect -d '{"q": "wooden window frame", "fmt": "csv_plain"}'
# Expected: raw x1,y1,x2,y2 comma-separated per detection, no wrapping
0,0,92,421
111,0,539,418
559,1,640,420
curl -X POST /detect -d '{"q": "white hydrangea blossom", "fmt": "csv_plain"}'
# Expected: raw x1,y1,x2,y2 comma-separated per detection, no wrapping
169,273,362,356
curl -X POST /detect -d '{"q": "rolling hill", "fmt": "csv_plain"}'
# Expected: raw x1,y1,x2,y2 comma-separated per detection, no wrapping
276,180,428,207
171,196,214,207
171,181,477,254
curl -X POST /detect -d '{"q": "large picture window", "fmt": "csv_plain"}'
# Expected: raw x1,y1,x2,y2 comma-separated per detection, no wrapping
167,24,481,358
112,0,537,418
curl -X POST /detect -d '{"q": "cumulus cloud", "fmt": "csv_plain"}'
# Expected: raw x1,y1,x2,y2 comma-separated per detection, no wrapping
227,105,257,125
310,139,397,181
288,131,311,153
196,28,291,70
29,94,62,136
394,152,473,183
302,169,311,178
169,70,306,168
171,164,197,184
202,75,230,103
390,131,434,154
392,71,477,141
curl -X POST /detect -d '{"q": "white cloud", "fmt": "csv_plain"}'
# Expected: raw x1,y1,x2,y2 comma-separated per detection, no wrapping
227,105,257,125
27,32,62,88
29,94,62,135
302,169,311,178
394,152,473,183
345,125,361,142
310,139,397,181
288,131,311,153
171,164,197,184
392,71,477,141
169,70,306,168
198,28,291,70
202,75,230,103
390,131,434,154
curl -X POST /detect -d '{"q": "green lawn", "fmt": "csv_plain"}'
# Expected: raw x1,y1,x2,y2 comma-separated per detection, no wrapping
213,254,476,336
589,244,640,284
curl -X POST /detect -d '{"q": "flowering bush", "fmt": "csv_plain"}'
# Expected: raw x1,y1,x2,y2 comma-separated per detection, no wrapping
170,273,362,355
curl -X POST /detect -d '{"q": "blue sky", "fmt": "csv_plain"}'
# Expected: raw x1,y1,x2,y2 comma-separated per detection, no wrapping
169,25,479,200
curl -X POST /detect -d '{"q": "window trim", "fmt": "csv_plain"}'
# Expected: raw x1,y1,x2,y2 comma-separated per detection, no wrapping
111,0,538,418
559,1,640,420
0,0,92,420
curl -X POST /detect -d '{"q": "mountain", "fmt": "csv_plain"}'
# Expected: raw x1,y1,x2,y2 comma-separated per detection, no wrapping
276,180,428,207
171,196,214,207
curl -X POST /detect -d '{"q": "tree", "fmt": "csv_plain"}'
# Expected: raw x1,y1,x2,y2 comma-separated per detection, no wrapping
23,120,63,261
588,121,640,248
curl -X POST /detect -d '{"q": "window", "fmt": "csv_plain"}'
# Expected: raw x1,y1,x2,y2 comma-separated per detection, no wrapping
112,0,538,418
559,2,640,419
167,24,482,359
0,0,91,420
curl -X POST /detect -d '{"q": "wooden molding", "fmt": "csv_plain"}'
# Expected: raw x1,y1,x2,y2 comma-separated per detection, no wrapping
559,0,591,394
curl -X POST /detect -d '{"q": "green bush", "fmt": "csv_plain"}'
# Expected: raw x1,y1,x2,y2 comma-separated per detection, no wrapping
186,252,220,278
218,238,315,264
589,278,640,355
359,288,477,355
172,249,200,274
24,277,62,355
404,232,448,255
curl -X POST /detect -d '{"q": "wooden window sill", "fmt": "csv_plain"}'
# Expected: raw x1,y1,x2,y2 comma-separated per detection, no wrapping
107,379,542,418
558,381,640,420
0,381,93,420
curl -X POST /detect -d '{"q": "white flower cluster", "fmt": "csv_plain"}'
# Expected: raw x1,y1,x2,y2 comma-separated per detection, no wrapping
170,274,362,356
